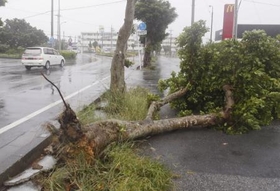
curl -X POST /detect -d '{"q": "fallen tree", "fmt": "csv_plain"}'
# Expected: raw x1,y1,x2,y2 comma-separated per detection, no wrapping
42,72,234,162
34,20,280,190
43,21,280,163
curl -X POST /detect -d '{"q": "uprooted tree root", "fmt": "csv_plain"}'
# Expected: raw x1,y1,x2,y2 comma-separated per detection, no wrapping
42,73,95,164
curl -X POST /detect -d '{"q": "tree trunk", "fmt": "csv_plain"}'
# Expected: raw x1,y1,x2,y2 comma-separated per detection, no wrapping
143,39,152,68
110,0,136,93
55,84,234,161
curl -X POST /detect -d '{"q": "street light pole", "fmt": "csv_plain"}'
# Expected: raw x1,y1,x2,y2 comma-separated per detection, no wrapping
57,0,61,51
209,5,213,42
233,0,238,39
191,0,195,25
60,21,66,49
51,0,53,38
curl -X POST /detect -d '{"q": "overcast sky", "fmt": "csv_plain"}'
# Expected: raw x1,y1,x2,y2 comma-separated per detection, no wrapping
0,0,280,41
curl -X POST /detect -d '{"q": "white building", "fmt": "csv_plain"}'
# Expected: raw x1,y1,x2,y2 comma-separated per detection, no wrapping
78,30,177,54
78,31,137,52
161,36,177,55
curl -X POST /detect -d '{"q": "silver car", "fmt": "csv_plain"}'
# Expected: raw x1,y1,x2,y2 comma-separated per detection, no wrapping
21,47,65,70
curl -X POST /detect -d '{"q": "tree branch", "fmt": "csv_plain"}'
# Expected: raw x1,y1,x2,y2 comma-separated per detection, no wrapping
145,86,188,121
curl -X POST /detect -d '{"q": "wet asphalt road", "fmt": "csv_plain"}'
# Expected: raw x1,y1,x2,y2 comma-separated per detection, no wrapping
0,54,111,129
0,53,113,185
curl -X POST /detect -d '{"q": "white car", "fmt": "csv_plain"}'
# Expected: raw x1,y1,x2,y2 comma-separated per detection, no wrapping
21,47,65,70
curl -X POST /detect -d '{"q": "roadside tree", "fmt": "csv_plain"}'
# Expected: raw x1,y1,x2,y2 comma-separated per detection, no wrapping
135,0,177,67
110,0,136,93
0,18,48,50
92,40,98,51
0,0,7,26
159,20,280,134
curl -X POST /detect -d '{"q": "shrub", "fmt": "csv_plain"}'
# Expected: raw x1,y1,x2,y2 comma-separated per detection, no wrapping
60,50,77,59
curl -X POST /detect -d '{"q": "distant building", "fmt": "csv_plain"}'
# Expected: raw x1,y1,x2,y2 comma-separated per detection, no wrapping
215,24,280,41
78,31,136,52
161,35,177,56
78,30,178,55
237,24,280,38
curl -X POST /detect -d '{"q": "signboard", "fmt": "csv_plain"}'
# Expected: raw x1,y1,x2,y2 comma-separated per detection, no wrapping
222,4,234,40
49,37,54,43
137,30,147,36
138,22,147,31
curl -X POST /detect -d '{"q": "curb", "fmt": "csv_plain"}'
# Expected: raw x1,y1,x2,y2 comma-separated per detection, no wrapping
0,95,105,189
0,133,53,188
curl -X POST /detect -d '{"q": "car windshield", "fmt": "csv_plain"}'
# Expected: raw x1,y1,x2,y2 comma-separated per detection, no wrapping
23,48,41,56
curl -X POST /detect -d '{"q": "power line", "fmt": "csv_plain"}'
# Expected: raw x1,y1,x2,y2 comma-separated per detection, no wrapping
244,0,280,7
19,0,126,20
61,0,126,11
23,11,51,19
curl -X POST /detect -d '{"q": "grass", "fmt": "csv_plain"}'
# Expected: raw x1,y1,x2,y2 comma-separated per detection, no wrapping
0,53,21,59
102,87,150,121
41,87,173,191
42,143,173,191
78,103,99,125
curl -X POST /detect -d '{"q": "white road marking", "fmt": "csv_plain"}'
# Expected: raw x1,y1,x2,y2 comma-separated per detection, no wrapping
0,76,110,135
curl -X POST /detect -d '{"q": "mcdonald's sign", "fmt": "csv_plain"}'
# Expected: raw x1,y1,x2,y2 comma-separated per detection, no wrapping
222,4,235,40
226,4,234,13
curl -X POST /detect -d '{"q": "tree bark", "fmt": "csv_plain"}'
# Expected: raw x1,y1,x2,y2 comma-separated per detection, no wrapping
110,0,136,92
143,39,152,68
55,83,234,161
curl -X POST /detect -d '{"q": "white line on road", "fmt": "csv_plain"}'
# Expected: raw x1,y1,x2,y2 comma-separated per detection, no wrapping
0,76,110,135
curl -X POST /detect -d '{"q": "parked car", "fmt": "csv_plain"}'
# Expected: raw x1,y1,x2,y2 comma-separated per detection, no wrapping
21,47,65,70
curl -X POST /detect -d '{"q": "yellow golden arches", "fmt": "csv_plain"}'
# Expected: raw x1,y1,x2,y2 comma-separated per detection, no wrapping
226,4,234,13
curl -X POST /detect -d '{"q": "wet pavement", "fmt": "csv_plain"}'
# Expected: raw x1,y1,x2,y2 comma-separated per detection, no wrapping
128,57,280,191
1,55,280,190
0,54,112,187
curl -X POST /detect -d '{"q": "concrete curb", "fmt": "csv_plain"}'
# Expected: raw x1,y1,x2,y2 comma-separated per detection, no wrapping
0,94,105,189
0,134,53,188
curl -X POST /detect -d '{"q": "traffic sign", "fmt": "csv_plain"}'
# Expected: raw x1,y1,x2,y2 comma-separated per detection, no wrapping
49,37,54,43
137,30,147,36
138,22,147,31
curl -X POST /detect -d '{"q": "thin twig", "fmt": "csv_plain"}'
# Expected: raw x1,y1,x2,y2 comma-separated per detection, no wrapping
41,72,68,108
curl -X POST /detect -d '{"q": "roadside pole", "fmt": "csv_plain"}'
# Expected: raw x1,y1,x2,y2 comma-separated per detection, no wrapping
233,0,238,39
137,34,142,70
137,22,147,70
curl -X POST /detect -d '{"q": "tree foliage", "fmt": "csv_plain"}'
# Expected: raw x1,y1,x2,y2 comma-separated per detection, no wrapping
0,0,7,26
0,0,6,6
135,0,177,67
0,18,48,50
159,20,280,133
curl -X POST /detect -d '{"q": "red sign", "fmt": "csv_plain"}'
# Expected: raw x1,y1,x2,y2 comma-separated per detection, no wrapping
222,4,235,40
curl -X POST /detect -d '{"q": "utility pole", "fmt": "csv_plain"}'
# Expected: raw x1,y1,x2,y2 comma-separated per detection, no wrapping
191,0,195,25
232,0,238,39
209,5,213,42
169,30,172,57
50,0,54,47
51,0,53,38
57,0,61,51
111,26,113,52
